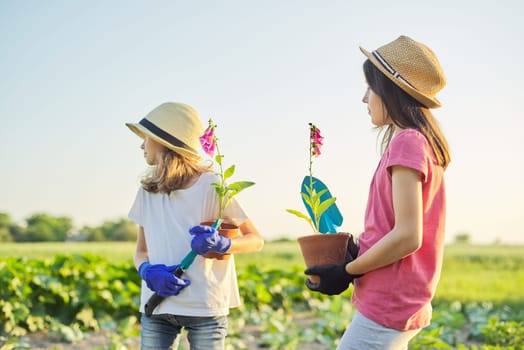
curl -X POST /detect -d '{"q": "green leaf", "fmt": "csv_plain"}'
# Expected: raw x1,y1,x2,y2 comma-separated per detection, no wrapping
227,181,255,193
316,189,329,197
285,209,314,231
317,197,337,218
301,193,312,207
303,185,314,196
223,165,235,180
215,155,223,165
213,186,225,196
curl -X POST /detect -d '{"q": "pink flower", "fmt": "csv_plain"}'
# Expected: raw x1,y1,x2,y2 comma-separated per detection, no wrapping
309,123,324,157
199,126,216,157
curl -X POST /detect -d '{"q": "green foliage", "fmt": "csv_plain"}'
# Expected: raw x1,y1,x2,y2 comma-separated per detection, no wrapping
1,243,523,349
0,254,140,345
411,301,524,349
0,210,137,242
80,218,137,242
454,232,471,244
0,212,23,242
22,213,73,242
480,316,524,346
0,242,136,262
436,245,524,305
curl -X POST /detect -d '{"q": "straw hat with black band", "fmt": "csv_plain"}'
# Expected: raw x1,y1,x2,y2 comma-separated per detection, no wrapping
360,35,446,109
126,102,203,160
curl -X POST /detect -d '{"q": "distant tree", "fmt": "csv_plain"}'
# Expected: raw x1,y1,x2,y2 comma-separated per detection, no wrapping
79,218,137,241
454,232,471,244
21,213,73,242
0,212,23,242
0,212,11,227
103,218,137,241
0,226,12,242
0,211,137,242
79,225,105,241
0,213,13,242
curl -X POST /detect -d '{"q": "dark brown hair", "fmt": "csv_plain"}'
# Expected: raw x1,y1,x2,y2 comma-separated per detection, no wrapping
363,59,450,169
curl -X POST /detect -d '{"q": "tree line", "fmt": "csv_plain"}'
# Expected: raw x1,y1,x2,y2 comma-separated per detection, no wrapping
0,212,137,242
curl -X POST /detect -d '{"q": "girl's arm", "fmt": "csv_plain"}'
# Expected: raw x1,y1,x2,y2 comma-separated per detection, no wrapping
133,226,149,270
226,218,264,254
345,165,423,275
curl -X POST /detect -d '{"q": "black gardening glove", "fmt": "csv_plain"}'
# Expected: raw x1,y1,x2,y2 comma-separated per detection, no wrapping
305,264,361,295
305,233,363,296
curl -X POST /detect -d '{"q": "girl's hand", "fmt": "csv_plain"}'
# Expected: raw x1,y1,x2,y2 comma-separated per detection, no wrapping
305,264,362,295
138,262,191,297
189,225,231,255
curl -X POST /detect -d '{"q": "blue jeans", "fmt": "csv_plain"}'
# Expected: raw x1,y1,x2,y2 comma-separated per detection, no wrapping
140,313,228,350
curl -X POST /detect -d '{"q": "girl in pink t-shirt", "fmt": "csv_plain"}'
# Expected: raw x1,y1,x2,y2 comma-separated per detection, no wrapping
305,35,451,349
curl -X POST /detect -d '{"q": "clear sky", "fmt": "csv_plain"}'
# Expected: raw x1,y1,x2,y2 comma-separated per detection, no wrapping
1,0,523,244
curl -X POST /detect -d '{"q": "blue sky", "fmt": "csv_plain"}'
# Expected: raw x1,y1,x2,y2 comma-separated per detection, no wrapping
1,0,523,243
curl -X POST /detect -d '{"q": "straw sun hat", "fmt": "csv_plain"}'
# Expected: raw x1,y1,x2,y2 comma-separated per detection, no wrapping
126,102,203,160
360,35,446,108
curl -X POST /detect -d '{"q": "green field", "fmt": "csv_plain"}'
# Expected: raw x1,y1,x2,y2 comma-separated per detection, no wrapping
1,241,523,349
2,241,523,304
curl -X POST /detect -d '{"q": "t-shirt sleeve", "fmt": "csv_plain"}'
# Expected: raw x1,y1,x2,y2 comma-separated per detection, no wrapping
128,187,144,226
386,130,429,182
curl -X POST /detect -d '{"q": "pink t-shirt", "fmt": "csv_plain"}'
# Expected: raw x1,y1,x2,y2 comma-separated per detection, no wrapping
351,129,446,331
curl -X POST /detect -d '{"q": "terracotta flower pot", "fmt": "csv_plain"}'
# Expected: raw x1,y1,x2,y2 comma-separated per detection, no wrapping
200,221,239,260
297,233,350,284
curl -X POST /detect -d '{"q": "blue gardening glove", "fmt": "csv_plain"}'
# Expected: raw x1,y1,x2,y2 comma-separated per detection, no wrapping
189,225,231,255
138,262,191,297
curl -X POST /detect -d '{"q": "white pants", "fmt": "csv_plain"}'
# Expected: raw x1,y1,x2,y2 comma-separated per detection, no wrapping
337,311,421,350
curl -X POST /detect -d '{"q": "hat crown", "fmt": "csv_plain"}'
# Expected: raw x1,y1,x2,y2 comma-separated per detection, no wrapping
126,102,204,160
144,102,203,153
376,36,446,97
360,35,446,108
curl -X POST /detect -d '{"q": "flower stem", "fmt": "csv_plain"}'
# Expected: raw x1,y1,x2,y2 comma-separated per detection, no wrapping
308,125,319,232
216,142,225,220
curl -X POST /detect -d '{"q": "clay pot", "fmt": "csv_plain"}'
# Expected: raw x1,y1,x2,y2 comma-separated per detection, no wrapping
297,233,350,284
201,221,239,260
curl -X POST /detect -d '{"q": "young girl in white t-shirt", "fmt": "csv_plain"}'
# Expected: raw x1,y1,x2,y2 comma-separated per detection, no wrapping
126,102,264,350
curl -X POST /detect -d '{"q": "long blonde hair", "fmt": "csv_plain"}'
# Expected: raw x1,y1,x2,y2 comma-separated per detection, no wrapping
141,149,212,194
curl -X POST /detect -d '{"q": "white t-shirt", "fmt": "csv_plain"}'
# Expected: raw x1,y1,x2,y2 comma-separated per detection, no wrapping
128,172,248,316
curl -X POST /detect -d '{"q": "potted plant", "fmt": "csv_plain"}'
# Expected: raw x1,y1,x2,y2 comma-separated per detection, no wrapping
199,118,255,259
286,123,350,283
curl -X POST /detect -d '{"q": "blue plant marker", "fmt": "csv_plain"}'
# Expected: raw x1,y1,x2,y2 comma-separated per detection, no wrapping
301,176,343,233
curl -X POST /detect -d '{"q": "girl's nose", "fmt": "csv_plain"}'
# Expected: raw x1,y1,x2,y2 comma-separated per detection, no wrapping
140,141,145,150
362,87,370,103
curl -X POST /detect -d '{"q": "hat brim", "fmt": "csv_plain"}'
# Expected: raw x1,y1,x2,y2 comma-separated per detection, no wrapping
126,122,202,161
360,47,441,108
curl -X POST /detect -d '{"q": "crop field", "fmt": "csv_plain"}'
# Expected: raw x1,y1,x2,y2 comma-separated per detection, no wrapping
1,241,523,349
